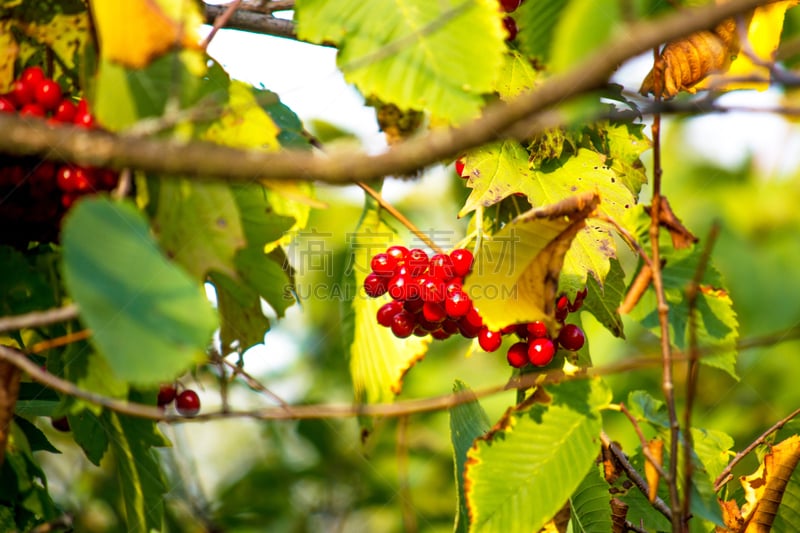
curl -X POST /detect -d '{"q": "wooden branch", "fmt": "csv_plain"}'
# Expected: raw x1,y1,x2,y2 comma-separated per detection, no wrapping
0,0,773,187
204,3,299,42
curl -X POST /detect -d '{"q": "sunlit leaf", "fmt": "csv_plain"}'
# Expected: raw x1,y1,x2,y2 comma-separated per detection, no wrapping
740,435,800,531
210,271,270,353
296,0,506,123
550,0,621,73
348,207,429,404
516,0,569,65
204,81,281,152
449,380,491,533
90,0,203,68
583,258,625,338
463,193,599,331
496,50,542,101
62,198,218,386
465,378,611,532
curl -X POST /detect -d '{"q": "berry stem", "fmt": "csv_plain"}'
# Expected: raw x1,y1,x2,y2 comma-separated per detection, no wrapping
357,181,444,253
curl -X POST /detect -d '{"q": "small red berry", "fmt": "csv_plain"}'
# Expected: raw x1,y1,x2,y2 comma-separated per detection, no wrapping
11,79,35,106
0,96,15,112
417,275,445,303
499,0,522,13
450,249,474,278
386,245,409,264
73,110,95,128
478,327,502,352
528,338,555,366
503,16,518,41
176,389,201,416
404,297,424,314
507,342,529,368
364,272,389,297
558,324,585,351
526,320,549,339
377,301,404,327
34,79,62,111
431,328,451,340
19,103,45,117
157,384,177,406
20,66,45,87
371,252,397,275
407,248,429,276
52,98,77,122
422,301,446,323
445,290,471,318
455,158,466,177
391,310,417,338
429,253,455,280
51,416,71,432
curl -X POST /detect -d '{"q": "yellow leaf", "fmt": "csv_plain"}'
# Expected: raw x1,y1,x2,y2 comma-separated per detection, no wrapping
0,21,19,92
463,193,599,331
203,81,281,152
350,208,429,404
90,0,203,68
645,438,664,503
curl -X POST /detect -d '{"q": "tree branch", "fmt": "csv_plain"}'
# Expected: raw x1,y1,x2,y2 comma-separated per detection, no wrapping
0,304,79,333
0,0,773,186
203,2,300,42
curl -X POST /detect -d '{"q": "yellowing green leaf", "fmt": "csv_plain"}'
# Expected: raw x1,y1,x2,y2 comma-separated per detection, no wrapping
496,50,542,101
90,0,203,68
204,81,281,152
349,208,429,404
463,194,599,331
296,0,506,123
550,0,621,73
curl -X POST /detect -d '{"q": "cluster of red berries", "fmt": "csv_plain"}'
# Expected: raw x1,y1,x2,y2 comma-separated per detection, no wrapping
364,245,588,369
500,290,587,368
0,66,118,246
365,246,485,341
157,384,201,416
499,0,524,41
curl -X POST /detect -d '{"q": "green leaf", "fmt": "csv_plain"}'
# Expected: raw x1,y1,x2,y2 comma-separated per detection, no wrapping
235,246,295,318
773,461,800,532
515,0,569,64
210,271,270,353
465,378,611,532
232,185,296,249
107,413,168,533
569,463,613,533
63,344,129,407
583,258,626,338
68,409,109,466
463,195,596,331
153,180,246,281
348,206,429,404
691,428,734,483
628,240,739,379
296,0,506,123
627,390,670,429
0,246,55,316
550,0,621,73
15,384,59,418
62,198,218,386
204,80,280,151
449,380,492,533
12,417,59,454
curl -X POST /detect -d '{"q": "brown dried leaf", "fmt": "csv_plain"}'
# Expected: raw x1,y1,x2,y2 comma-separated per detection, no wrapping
717,498,744,532
740,435,800,532
611,497,630,533
640,18,739,99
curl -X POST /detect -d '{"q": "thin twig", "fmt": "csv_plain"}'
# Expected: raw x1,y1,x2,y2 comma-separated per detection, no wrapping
30,329,91,354
714,405,800,491
203,3,300,42
648,45,683,531
219,357,291,410
619,403,668,480
357,181,445,253
202,0,243,50
681,223,720,520
0,304,79,333
601,432,673,521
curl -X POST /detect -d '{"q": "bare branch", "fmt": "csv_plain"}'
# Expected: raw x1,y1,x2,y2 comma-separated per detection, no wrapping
0,0,773,187
0,304,79,333
204,2,300,42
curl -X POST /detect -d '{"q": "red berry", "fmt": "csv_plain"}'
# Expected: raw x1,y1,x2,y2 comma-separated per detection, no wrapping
462,306,483,329
20,66,45,87
10,79,35,106
417,275,445,303
430,328,451,340
507,342,529,368
429,253,455,280
555,294,570,322
404,297,424,314
386,245,409,264
377,301,403,327
73,110,94,128
515,323,529,339
455,158,466,177
450,249,474,278
445,290,471,318
61,192,79,209
422,301,446,323
503,16,518,41
441,319,460,334
478,327,502,352
526,320,549,339
176,389,201,416
407,248,429,276
528,338,555,366
458,318,482,339
0,96,15,112
364,272,389,298
558,324,585,351
34,79,62,110
52,98,77,122
157,384,177,406
391,310,417,338
371,252,397,275
388,273,413,300
445,278,463,295
499,0,522,13
51,416,71,432
19,103,45,117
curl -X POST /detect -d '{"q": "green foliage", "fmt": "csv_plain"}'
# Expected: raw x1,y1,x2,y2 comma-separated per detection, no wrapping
569,463,613,532
550,0,621,73
296,0,507,123
61,198,218,386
